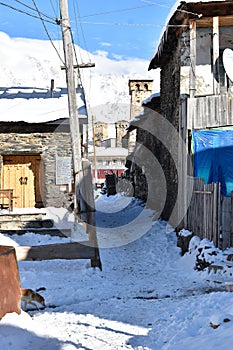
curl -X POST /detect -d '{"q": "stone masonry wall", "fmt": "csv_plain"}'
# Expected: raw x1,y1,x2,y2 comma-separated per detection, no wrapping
130,41,181,223
159,38,181,222
0,122,74,208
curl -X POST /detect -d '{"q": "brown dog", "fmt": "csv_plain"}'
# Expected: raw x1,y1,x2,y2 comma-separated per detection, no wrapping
21,288,45,311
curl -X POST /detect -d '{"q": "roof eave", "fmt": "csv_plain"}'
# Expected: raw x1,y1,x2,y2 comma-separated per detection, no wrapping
149,2,191,70
148,1,233,71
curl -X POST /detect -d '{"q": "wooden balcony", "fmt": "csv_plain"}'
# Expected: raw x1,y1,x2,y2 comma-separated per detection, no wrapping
187,93,233,130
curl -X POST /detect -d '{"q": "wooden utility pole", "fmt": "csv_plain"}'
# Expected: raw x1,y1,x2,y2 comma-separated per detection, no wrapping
59,0,101,269
92,115,98,187
59,0,82,208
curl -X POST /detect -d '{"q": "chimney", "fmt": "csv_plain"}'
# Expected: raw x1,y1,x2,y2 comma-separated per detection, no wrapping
50,79,54,97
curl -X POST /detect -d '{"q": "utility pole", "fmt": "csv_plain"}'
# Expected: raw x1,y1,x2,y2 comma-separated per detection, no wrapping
59,0,101,269
92,115,97,187
59,0,82,209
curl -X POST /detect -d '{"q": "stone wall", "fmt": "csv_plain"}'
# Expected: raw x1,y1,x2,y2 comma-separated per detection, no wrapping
158,39,181,222
94,122,109,145
128,80,153,152
0,121,74,209
115,121,128,147
127,43,181,223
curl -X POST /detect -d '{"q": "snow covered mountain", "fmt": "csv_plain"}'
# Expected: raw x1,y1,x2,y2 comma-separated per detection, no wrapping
0,32,159,122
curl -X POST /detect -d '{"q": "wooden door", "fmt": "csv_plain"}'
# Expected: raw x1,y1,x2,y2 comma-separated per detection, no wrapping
1,155,42,208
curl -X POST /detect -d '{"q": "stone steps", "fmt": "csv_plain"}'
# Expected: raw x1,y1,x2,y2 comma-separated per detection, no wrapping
0,228,71,238
0,219,54,229
0,212,50,229
0,211,71,237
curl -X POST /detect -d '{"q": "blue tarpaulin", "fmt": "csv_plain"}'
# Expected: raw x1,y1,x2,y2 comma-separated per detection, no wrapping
193,130,233,196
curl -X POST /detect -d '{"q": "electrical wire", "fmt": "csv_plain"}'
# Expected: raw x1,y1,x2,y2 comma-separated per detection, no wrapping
72,0,92,63
71,0,87,95
0,1,189,31
49,0,63,66
0,1,56,24
71,0,94,121
31,0,65,65
71,20,187,28
13,0,55,20
49,0,58,18
69,28,82,84
139,0,172,10
140,0,202,18
78,3,155,19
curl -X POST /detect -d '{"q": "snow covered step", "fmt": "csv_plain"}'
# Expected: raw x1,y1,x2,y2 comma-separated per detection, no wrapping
0,228,71,237
0,212,54,230
0,212,47,222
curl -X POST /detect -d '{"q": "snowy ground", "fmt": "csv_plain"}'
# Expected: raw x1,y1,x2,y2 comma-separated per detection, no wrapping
1,193,233,349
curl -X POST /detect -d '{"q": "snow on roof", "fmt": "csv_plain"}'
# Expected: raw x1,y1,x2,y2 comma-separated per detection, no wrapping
142,92,160,105
149,0,228,69
89,147,128,157
0,86,88,123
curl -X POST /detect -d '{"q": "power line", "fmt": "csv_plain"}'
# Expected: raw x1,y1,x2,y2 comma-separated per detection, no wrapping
140,0,202,18
0,1,187,32
139,0,171,10
71,0,94,117
78,3,155,19
69,27,82,85
72,0,91,63
49,0,58,18
13,0,55,20
0,1,56,25
31,0,65,65
71,20,187,28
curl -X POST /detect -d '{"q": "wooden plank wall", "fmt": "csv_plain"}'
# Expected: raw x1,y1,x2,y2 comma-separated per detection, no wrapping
185,178,233,249
188,93,233,130
221,193,233,249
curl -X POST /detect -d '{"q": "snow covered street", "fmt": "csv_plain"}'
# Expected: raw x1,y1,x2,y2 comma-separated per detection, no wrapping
1,193,233,349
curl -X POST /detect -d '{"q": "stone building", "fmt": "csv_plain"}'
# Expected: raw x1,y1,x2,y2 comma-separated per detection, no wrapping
0,119,72,209
127,0,233,230
94,122,109,146
94,121,128,148
126,94,161,207
115,120,128,147
0,86,86,210
128,80,153,152
88,146,128,187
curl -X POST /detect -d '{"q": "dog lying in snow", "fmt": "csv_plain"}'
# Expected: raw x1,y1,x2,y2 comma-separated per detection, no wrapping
21,288,45,311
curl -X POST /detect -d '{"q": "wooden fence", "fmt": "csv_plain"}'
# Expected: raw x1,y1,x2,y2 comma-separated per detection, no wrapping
184,178,233,249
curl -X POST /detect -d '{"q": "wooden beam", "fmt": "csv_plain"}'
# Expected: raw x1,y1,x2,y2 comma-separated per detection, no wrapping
15,241,96,261
79,159,102,270
197,15,233,28
61,63,95,70
189,19,196,100
213,16,220,95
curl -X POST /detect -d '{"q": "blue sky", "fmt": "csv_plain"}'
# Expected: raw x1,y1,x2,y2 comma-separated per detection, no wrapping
0,0,176,60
